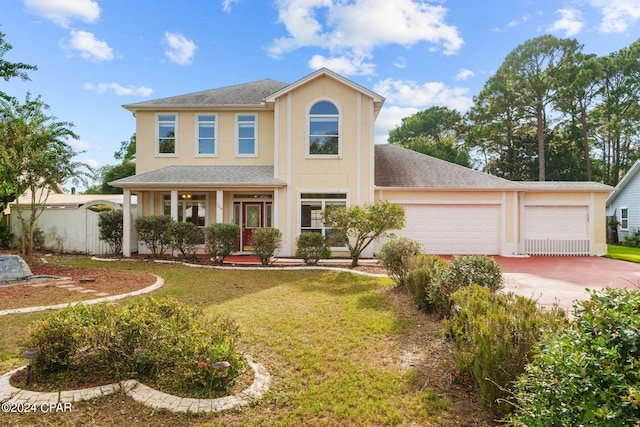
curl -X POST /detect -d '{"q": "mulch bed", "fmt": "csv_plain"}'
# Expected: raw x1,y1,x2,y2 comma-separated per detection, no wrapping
0,258,156,311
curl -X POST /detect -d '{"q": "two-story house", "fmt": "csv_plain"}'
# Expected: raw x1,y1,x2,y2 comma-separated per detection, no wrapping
112,68,612,258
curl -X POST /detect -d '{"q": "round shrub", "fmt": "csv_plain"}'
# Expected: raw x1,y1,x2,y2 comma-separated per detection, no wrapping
507,287,640,426
204,223,240,263
295,232,329,265
376,237,423,287
23,297,244,398
444,255,504,292
251,227,282,265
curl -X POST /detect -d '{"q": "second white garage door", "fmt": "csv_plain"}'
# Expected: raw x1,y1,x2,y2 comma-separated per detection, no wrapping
524,206,590,255
395,204,501,255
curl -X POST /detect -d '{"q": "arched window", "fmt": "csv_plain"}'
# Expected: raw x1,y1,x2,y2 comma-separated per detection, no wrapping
308,100,339,156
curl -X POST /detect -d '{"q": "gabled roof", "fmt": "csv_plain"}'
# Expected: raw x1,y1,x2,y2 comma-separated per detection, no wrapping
109,166,286,189
374,144,524,190
122,79,289,112
606,159,640,206
265,68,385,117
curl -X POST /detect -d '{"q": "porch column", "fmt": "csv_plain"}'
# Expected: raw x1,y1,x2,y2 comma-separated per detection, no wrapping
216,190,224,223
123,189,131,257
170,190,178,221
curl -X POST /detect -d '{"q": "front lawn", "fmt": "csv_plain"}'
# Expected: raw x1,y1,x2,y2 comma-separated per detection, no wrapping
607,244,640,263
0,257,496,426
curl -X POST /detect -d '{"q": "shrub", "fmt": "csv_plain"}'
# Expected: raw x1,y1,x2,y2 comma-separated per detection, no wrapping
507,287,640,426
377,238,423,286
623,229,640,248
23,297,244,398
98,209,124,255
0,224,13,248
405,255,450,316
295,232,328,265
204,223,240,263
251,228,282,266
445,285,566,416
135,215,173,257
170,221,201,259
444,255,504,292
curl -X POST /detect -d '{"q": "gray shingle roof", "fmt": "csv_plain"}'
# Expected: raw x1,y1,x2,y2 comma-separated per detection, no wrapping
517,181,613,192
123,79,289,110
375,144,524,189
109,166,285,188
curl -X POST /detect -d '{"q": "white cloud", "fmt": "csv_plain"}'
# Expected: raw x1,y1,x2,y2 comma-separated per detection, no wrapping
222,0,240,12
23,0,100,27
66,30,113,62
374,78,473,112
590,0,640,33
81,159,104,169
375,105,419,144
67,138,91,151
308,53,376,75
269,0,463,75
456,68,474,81
393,56,407,69
549,8,584,36
84,82,153,97
493,15,530,32
164,32,197,65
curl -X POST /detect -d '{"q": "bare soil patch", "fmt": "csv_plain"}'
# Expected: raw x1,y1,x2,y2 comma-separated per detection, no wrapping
0,257,156,310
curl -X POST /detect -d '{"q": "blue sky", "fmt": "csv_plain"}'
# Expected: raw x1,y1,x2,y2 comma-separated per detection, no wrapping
2,0,640,191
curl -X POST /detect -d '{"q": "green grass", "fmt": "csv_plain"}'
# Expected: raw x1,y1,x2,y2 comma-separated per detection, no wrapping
606,244,640,263
0,257,494,426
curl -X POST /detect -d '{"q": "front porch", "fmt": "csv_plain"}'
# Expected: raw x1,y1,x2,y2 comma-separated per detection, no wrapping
109,165,286,257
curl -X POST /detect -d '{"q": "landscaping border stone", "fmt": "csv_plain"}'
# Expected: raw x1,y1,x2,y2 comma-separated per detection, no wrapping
0,355,270,413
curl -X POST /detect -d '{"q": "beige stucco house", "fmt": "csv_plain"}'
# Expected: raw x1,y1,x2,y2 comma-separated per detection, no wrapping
111,68,612,258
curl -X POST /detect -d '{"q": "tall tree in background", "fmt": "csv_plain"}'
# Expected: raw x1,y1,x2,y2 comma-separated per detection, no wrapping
388,106,471,167
555,52,603,181
0,94,89,255
496,35,581,181
467,67,523,175
591,40,640,185
85,134,136,194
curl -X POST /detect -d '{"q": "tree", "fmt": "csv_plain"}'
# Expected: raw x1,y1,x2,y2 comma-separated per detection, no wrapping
0,31,37,99
324,200,405,267
85,134,136,194
555,52,603,181
388,106,471,167
0,93,89,255
98,209,124,256
499,35,581,181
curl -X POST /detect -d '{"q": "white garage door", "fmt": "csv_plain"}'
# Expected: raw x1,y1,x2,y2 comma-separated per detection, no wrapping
524,206,589,255
395,204,501,255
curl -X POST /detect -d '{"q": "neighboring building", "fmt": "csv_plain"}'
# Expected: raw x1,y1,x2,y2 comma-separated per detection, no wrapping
606,159,640,241
111,68,612,257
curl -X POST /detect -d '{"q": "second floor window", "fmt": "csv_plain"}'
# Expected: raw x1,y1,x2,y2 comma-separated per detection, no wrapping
157,114,177,155
309,101,339,156
237,114,257,156
197,114,216,155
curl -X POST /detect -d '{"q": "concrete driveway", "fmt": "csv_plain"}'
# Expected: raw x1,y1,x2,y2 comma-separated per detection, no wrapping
494,256,640,312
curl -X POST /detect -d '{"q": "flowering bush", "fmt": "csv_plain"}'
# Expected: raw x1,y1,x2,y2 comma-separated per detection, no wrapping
24,297,244,397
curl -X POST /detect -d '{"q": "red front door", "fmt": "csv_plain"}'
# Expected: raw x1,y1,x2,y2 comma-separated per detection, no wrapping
242,202,263,250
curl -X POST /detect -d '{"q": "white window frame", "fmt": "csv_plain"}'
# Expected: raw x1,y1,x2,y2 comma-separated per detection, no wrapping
620,207,629,230
299,193,348,249
307,99,341,158
195,113,217,157
156,113,178,157
236,113,258,157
